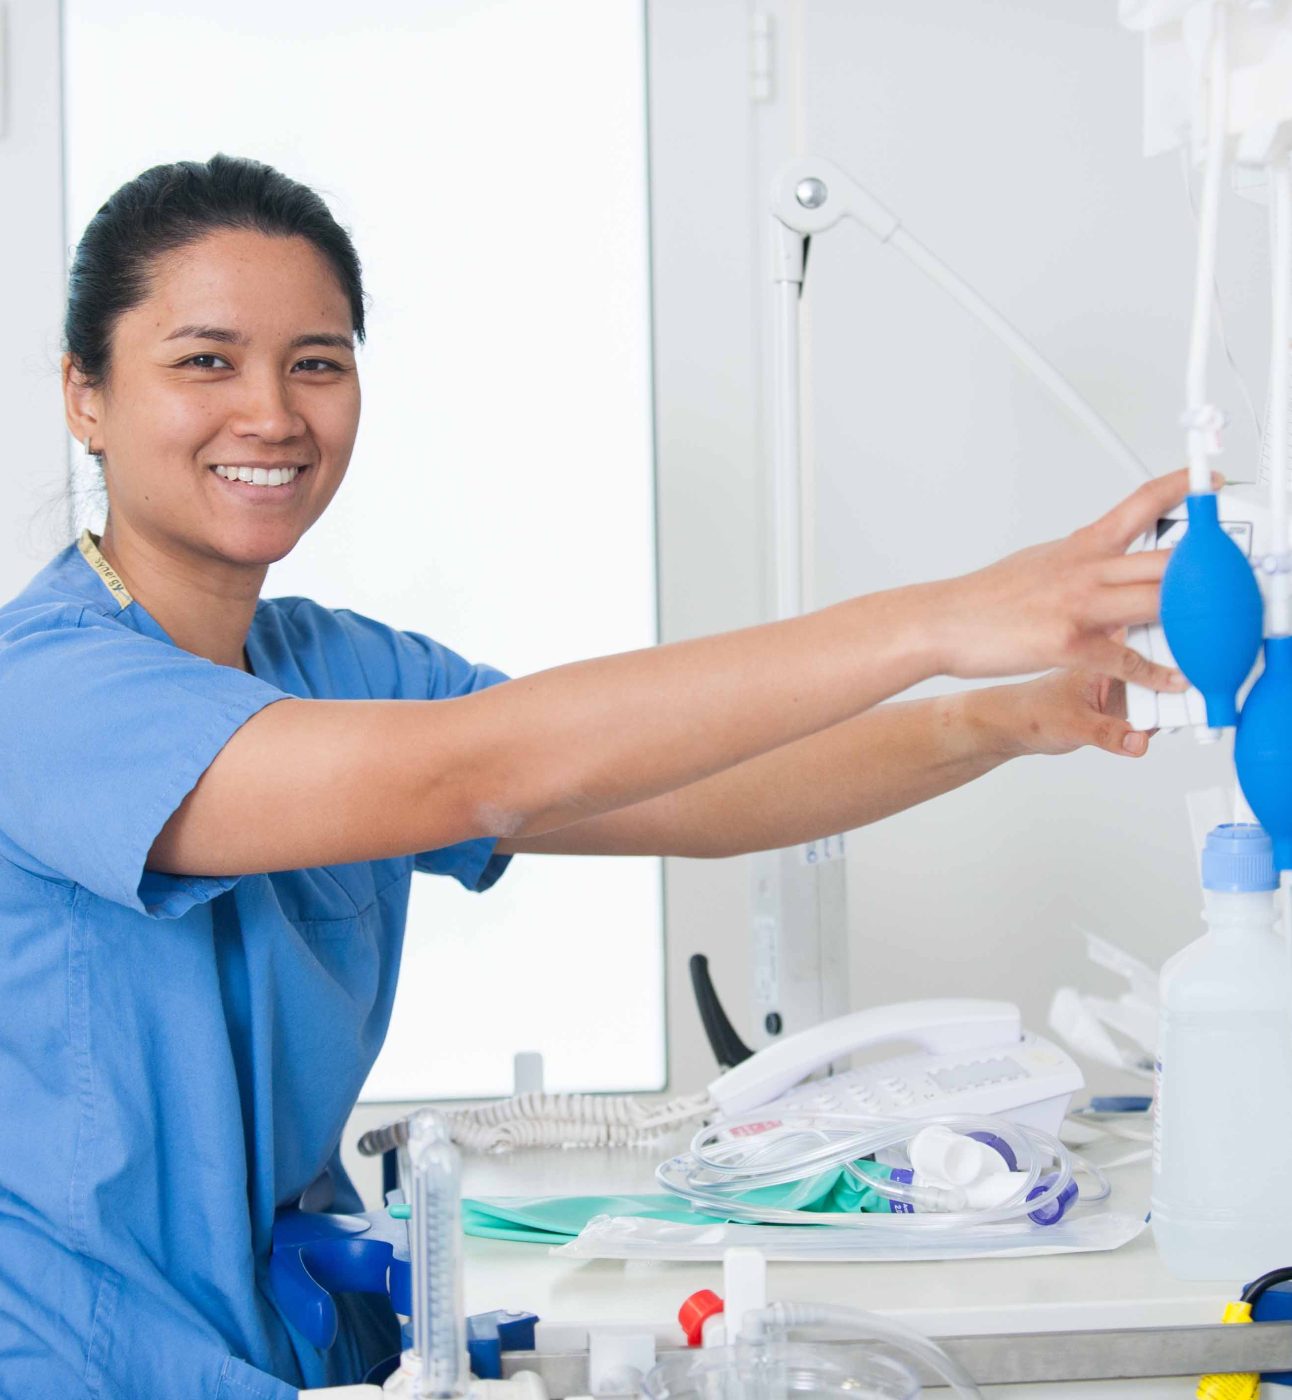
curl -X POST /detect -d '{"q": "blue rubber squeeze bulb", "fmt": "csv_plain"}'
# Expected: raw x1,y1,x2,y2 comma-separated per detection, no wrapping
1236,635,1292,871
1159,494,1263,727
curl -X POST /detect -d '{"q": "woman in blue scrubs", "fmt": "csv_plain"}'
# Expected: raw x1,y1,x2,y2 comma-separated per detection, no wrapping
0,155,1189,1399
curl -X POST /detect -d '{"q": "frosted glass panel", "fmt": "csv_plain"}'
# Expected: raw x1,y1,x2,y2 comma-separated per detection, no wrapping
64,0,664,1098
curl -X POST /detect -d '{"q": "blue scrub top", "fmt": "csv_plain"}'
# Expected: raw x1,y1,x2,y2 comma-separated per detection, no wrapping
0,532,511,1399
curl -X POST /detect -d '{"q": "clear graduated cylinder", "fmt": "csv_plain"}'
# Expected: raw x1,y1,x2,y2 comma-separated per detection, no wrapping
384,1109,469,1398
1152,824,1292,1280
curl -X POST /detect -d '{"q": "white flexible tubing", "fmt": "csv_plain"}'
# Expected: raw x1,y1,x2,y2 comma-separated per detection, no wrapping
1184,2,1230,495
771,274,804,621
887,226,1150,484
1269,158,1292,635
1180,146,1263,443
750,1302,982,1398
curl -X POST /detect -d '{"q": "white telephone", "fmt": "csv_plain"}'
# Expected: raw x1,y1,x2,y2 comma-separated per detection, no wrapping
707,997,1083,1138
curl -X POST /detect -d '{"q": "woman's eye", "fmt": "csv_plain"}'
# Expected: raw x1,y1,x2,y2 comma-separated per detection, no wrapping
183,353,231,370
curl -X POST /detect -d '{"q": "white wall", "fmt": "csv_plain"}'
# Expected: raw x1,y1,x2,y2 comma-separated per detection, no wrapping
645,0,768,1105
0,1,68,596
795,0,1257,1031
644,0,1271,1114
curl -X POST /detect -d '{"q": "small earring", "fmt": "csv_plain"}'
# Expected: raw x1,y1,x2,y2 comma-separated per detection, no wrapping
83,436,97,458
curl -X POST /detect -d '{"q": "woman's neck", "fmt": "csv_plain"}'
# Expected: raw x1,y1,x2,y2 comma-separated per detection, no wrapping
97,518,267,672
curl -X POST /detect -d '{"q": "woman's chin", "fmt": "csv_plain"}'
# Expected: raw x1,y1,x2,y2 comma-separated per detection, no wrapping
205,519,309,570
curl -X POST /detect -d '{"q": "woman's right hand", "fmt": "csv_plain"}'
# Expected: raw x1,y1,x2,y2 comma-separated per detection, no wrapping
929,467,1210,690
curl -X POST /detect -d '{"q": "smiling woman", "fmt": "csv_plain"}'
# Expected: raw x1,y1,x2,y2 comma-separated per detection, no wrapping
0,149,1197,1400
64,163,364,637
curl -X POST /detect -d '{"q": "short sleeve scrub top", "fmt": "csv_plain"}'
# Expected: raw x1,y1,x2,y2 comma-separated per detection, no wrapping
0,532,511,1400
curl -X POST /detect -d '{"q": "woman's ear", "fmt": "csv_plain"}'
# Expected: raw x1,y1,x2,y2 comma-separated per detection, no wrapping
62,353,103,451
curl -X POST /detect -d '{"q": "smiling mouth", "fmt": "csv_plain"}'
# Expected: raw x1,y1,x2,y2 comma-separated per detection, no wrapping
210,464,309,487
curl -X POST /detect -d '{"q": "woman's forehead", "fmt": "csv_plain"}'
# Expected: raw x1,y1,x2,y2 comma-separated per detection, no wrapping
131,229,353,340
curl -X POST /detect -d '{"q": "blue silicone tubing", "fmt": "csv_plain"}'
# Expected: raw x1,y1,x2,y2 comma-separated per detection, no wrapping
1236,635,1292,872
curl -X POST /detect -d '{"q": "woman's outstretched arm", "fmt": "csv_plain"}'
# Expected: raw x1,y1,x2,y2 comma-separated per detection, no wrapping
496,670,1136,858
149,471,1190,877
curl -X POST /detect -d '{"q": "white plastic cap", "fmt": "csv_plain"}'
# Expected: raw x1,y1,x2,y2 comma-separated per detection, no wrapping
962,1171,1031,1210
908,1126,990,1186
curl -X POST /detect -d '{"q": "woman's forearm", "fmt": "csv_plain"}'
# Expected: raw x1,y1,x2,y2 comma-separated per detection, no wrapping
499,688,1018,857
457,582,949,839
478,469,1192,843
155,582,947,876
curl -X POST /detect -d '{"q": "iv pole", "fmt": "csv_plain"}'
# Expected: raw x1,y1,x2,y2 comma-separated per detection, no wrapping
750,156,1153,1046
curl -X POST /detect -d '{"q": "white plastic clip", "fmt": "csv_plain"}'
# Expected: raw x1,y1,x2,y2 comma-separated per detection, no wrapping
1180,403,1228,456
723,1247,767,1344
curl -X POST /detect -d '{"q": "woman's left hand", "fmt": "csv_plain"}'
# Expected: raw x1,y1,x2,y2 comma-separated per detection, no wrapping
973,667,1154,760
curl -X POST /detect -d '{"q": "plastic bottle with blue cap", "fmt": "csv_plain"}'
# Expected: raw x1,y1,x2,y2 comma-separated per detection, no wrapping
1151,823,1292,1281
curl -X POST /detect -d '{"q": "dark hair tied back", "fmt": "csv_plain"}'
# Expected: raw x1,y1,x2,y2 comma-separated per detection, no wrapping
64,153,366,386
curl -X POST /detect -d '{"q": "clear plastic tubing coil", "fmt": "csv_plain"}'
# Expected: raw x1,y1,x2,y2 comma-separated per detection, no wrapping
662,1112,1106,1232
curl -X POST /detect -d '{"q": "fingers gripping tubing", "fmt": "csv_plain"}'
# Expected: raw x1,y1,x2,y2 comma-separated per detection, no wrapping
1095,469,1195,553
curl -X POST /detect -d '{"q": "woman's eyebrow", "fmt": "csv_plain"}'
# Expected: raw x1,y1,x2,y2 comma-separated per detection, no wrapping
289,332,355,352
163,324,245,344
161,326,354,352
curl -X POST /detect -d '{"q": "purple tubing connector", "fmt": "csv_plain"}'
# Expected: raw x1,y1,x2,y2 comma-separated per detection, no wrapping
1026,1174,1078,1227
967,1131,1018,1173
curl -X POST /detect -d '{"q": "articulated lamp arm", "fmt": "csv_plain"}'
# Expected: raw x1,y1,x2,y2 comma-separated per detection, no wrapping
768,155,1152,530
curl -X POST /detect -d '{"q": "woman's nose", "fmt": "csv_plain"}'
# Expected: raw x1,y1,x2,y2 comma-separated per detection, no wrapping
229,373,308,443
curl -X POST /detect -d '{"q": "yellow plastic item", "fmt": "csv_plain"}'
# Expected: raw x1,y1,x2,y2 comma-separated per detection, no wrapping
1196,1300,1258,1400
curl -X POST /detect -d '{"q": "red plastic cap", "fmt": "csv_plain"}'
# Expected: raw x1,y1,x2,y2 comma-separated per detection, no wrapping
678,1289,724,1347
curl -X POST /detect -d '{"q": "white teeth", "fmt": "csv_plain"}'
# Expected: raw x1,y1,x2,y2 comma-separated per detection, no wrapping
213,465,301,486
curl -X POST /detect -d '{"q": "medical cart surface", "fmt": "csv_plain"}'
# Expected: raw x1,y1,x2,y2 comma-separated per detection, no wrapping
455,1144,1292,1396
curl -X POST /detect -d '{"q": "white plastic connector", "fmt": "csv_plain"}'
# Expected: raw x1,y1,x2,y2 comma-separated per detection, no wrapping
907,1126,1005,1187
469,1376,549,1398
722,1247,767,1344
532,1321,589,1355
963,1172,1031,1210
587,1328,655,1396
512,1052,545,1095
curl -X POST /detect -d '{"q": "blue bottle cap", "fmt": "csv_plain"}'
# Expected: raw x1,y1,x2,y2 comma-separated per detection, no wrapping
1201,823,1278,892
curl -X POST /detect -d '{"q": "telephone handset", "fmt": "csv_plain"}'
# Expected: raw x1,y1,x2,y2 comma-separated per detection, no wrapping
708,997,1083,1137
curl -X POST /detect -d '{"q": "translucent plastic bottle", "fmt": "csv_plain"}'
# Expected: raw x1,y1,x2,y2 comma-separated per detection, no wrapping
1152,823,1292,1280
